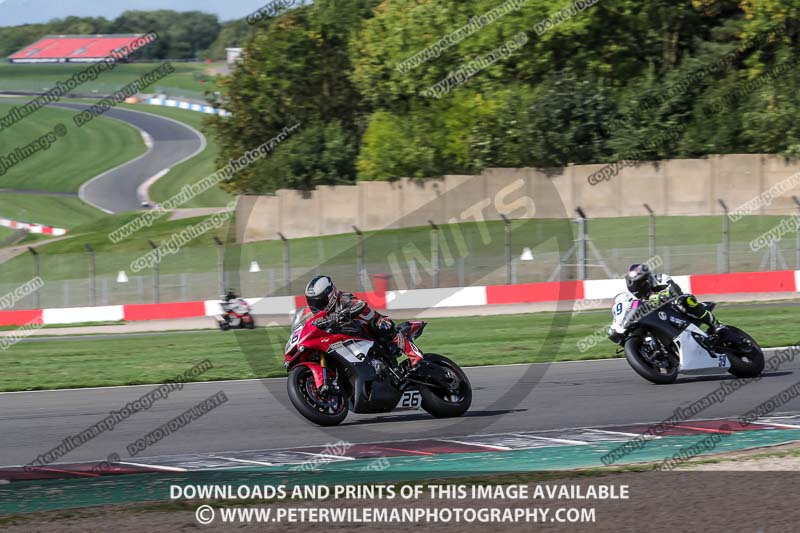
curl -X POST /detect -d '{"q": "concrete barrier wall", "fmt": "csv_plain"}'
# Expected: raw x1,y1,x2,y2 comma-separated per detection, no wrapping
237,154,800,243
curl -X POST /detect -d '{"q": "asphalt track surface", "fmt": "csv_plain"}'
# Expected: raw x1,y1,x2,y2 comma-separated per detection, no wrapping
1,350,798,468
50,102,205,213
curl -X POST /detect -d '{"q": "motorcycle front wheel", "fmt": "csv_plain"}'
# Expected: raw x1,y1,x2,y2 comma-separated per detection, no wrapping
416,353,472,418
624,336,679,384
287,366,348,426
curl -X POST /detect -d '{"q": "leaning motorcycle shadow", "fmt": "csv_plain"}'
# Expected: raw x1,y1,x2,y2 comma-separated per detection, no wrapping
672,370,792,384
337,408,527,426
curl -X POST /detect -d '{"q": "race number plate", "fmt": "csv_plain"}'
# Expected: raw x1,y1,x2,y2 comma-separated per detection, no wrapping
397,389,422,410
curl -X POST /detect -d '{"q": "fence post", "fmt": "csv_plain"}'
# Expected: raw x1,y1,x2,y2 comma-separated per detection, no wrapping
83,243,96,307
500,214,512,284
278,232,290,294
575,207,587,280
718,199,729,273
213,236,225,296
428,220,440,288
644,203,656,259
147,240,160,303
27,247,40,309
793,196,800,269
353,226,365,291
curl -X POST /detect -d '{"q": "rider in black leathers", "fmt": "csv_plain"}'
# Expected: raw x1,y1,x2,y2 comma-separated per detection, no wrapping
625,263,721,332
304,275,416,370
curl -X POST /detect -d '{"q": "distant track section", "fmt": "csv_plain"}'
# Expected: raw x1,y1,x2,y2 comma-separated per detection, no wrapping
51,103,206,213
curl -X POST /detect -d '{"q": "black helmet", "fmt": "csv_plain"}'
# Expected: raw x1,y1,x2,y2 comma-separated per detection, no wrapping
305,275,339,313
625,263,654,298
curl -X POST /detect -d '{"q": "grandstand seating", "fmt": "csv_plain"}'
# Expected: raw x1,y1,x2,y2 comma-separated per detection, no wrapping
8,35,146,63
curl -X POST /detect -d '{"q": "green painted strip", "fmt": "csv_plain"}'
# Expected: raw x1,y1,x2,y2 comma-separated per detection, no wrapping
3,429,799,515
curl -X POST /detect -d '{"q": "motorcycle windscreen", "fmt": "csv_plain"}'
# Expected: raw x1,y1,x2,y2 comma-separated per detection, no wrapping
285,309,315,353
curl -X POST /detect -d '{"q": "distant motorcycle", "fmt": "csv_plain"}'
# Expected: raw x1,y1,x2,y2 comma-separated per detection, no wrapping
216,298,255,330
607,293,764,384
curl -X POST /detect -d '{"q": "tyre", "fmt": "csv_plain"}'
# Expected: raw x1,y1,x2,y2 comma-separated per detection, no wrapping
245,316,256,329
719,327,765,378
624,336,678,384
218,321,230,331
286,366,348,426
416,353,472,418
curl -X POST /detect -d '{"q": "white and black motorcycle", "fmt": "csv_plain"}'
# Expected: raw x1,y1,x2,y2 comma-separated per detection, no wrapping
215,298,256,330
607,293,764,384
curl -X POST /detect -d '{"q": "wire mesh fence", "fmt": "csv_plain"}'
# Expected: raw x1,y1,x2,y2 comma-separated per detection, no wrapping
2,214,799,310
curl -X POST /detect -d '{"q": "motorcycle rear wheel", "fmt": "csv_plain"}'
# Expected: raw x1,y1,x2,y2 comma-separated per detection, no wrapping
416,354,472,418
624,336,679,384
287,366,348,426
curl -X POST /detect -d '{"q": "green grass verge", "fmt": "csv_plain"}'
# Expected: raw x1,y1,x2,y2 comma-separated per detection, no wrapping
0,193,104,228
0,102,145,193
118,103,231,207
2,303,797,391
0,63,223,100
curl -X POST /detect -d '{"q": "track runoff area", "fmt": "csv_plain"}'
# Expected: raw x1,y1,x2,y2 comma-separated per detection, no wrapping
4,276,800,530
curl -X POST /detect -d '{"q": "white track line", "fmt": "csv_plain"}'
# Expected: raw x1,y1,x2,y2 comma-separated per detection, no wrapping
117,461,187,472
586,428,645,438
295,452,355,461
439,439,512,451
511,434,589,446
212,456,275,467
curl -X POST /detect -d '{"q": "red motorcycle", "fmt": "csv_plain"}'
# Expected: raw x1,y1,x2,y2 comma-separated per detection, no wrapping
284,308,472,426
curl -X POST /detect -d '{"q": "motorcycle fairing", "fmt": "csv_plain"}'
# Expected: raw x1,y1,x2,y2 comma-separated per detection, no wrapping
615,294,731,374
674,324,731,373
325,338,402,414
328,339,374,363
